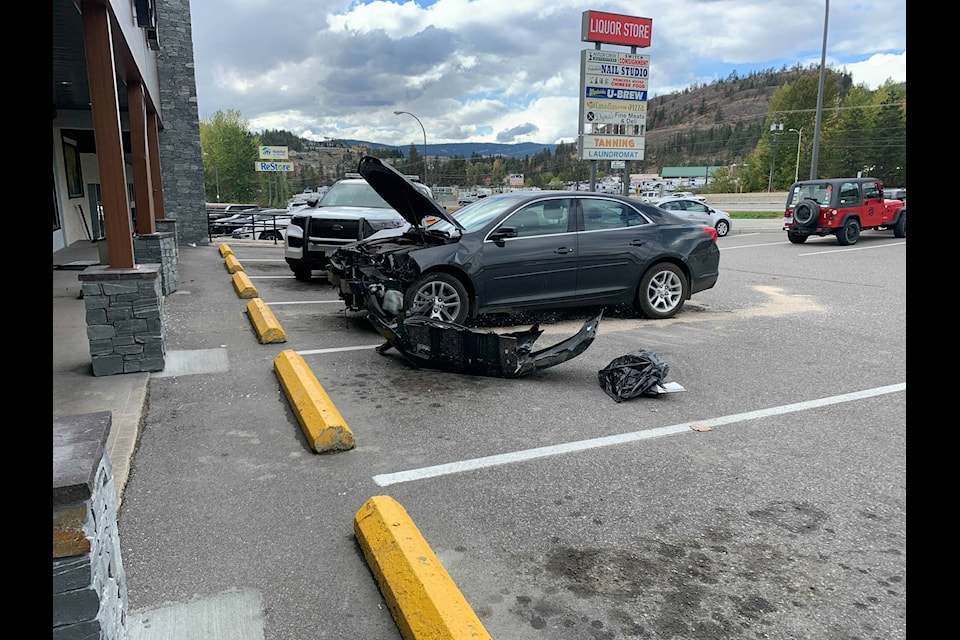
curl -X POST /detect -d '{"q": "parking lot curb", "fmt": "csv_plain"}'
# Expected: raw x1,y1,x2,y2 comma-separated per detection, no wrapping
354,495,492,640
232,271,259,299
273,349,355,453
246,299,286,344
224,254,243,273
218,242,234,257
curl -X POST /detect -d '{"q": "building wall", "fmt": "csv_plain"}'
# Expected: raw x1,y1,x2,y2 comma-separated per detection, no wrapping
156,0,208,246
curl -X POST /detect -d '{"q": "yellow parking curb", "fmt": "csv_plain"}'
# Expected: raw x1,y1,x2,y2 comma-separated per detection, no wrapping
219,242,234,257
232,271,259,298
225,254,244,273
246,298,286,344
354,496,491,640
273,350,354,453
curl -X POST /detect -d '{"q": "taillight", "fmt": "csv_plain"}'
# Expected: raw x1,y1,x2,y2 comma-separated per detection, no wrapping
701,226,718,241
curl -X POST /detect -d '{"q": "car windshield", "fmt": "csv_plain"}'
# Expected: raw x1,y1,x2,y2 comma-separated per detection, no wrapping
318,182,391,208
427,193,530,234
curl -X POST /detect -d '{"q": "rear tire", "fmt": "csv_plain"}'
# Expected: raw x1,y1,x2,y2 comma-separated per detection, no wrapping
294,268,312,282
787,231,808,244
715,219,730,237
836,219,860,246
635,262,687,319
893,212,906,238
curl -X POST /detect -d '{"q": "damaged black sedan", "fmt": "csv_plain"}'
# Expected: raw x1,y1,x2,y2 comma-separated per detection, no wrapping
327,156,721,325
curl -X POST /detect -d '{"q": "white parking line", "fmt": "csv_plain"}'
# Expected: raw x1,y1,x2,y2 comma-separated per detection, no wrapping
297,344,382,355
267,300,343,305
800,241,906,256
372,383,906,486
246,275,297,279
720,241,788,250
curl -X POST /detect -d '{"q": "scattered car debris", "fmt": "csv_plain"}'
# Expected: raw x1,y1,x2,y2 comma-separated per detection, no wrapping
598,349,674,402
363,285,602,378
690,423,712,432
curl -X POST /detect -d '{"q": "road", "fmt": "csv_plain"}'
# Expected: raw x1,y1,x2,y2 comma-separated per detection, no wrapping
118,226,906,640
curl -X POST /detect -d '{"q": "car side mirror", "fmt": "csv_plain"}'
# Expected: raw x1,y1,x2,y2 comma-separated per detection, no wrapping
490,226,518,245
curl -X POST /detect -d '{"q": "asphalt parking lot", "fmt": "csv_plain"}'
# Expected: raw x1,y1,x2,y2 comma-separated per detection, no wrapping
118,226,906,640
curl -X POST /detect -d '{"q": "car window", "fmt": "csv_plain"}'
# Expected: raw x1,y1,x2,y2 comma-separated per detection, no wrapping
683,201,709,213
791,183,830,205
582,199,640,230
658,200,682,211
838,182,860,205
863,182,881,199
319,182,391,208
505,199,569,237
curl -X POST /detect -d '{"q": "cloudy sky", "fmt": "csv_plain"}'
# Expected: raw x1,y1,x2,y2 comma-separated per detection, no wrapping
188,0,906,147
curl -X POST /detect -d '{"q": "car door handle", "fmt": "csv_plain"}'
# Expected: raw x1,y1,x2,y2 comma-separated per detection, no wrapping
630,240,645,246
554,247,574,254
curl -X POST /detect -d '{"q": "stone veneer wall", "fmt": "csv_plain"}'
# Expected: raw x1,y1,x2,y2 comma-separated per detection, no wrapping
79,265,165,376
53,412,128,640
133,231,179,295
155,0,208,247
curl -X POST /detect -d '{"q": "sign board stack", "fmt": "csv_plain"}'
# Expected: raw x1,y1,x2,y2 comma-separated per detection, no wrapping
578,11,652,163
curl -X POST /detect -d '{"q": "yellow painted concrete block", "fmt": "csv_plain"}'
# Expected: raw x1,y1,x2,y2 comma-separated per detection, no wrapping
273,349,354,453
232,271,259,299
246,298,286,344
225,254,244,273
354,496,492,640
219,243,234,257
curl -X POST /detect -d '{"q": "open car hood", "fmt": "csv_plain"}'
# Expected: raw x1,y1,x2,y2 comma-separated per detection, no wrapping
358,155,462,230
363,286,601,378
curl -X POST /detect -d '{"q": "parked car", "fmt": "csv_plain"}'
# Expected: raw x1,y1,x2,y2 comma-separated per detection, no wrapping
670,191,706,202
230,210,293,240
655,197,732,237
783,177,906,245
326,156,721,324
284,172,435,281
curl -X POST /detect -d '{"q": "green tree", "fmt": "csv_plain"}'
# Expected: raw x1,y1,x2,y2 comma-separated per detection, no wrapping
200,110,261,203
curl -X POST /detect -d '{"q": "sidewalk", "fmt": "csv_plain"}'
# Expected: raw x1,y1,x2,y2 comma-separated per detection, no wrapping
53,240,150,508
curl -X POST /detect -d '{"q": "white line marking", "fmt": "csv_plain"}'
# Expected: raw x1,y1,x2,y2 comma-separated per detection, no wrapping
372,383,906,486
720,241,788,250
297,344,382,355
234,259,286,262
266,300,342,305
800,241,906,256
247,275,297,279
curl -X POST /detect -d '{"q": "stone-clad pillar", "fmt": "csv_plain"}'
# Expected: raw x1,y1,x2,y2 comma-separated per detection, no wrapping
79,264,166,376
53,412,128,639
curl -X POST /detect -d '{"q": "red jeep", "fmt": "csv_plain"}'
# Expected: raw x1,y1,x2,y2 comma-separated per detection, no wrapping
782,177,906,246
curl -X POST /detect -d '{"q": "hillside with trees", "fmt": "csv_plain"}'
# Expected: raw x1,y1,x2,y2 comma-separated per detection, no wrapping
203,65,905,206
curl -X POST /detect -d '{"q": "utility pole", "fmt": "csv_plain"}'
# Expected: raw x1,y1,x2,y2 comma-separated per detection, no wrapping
767,123,783,192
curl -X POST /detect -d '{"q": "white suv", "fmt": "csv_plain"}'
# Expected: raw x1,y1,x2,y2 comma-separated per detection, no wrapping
284,173,433,281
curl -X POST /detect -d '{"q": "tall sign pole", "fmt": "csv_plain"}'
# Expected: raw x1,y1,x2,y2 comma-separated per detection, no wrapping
579,10,653,194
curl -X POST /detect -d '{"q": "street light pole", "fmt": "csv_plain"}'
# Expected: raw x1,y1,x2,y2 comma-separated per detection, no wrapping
767,123,783,192
394,110,427,186
789,127,803,183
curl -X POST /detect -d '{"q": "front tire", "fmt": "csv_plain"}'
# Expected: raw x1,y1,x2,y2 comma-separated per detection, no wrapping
893,212,906,238
787,231,808,244
636,262,687,319
405,272,470,324
294,267,313,282
836,218,860,246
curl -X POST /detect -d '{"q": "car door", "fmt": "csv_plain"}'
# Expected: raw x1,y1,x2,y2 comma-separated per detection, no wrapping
575,197,659,302
478,198,578,309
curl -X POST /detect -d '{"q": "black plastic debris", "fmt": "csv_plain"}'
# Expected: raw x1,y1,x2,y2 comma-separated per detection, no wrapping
598,349,670,402
362,285,602,378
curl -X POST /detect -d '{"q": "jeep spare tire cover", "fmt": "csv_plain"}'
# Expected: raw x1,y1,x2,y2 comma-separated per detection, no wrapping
793,198,819,226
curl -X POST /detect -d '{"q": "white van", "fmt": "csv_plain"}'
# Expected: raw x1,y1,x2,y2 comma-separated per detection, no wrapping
639,190,661,203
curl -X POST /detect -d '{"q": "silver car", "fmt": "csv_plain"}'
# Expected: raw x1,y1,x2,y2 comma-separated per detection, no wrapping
655,197,732,237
